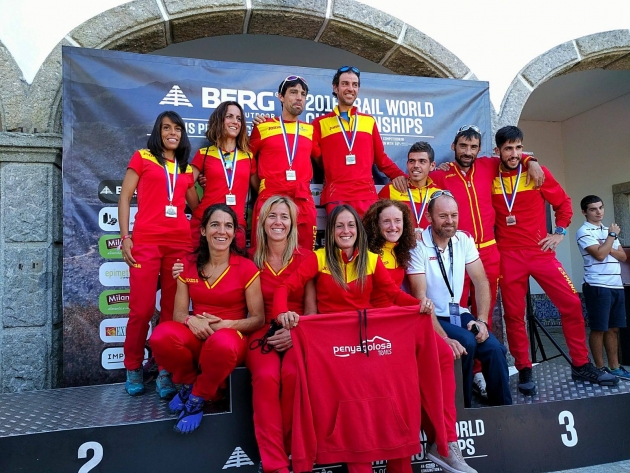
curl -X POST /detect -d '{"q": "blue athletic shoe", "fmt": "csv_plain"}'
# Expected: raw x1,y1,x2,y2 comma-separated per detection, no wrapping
169,384,193,413
605,365,630,381
125,368,144,396
174,394,205,434
156,370,178,400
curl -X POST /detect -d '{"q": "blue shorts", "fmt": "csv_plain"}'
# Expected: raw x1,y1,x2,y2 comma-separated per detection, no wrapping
582,283,626,331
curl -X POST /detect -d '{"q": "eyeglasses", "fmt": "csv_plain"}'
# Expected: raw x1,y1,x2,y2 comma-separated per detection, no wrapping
337,66,361,76
429,190,454,201
279,75,308,93
457,125,480,133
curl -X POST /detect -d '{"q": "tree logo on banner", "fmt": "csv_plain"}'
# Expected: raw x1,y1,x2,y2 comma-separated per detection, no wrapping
222,447,255,469
159,85,193,107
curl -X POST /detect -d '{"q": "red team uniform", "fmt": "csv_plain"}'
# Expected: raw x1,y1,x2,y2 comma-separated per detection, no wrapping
246,250,312,473
190,146,254,248
249,119,317,251
378,178,442,231
123,149,194,371
491,165,589,370
371,243,458,446
312,107,405,217
150,254,260,400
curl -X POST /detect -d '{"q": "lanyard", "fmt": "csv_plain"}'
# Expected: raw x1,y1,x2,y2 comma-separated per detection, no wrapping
336,110,359,153
430,229,454,301
219,148,238,194
499,163,522,214
163,160,178,205
279,118,299,169
408,187,430,228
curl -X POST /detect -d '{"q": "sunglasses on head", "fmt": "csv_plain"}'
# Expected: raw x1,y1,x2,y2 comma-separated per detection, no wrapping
429,190,454,201
337,66,361,76
457,125,480,133
279,75,308,92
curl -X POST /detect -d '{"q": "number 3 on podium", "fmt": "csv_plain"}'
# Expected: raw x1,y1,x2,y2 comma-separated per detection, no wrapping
558,410,578,447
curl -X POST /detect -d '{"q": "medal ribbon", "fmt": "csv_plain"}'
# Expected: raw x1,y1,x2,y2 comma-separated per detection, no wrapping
430,228,454,302
499,163,522,214
219,148,238,193
163,160,179,205
408,187,430,228
279,118,299,169
336,109,359,153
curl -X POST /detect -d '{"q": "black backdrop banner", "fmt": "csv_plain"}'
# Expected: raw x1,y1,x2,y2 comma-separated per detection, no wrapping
62,46,491,386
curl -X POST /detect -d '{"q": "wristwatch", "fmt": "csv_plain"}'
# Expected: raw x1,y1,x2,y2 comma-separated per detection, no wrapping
554,227,567,236
608,232,618,239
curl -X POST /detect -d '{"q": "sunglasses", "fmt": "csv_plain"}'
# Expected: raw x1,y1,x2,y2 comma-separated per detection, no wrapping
337,66,361,76
457,125,480,133
429,190,454,201
279,75,308,92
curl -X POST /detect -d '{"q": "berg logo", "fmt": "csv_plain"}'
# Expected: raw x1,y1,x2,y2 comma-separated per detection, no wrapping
99,290,130,315
159,85,193,107
98,235,123,259
333,335,392,358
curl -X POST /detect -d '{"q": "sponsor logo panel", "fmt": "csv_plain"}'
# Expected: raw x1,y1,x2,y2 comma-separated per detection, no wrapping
101,347,149,370
99,318,152,343
99,207,137,232
98,290,130,314
99,262,130,287
98,234,123,259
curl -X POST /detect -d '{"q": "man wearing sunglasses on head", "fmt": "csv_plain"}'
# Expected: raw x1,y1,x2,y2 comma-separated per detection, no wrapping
430,126,544,399
249,75,318,251
311,66,408,217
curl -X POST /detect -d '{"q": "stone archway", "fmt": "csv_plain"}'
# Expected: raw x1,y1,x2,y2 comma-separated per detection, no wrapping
0,40,28,132
24,0,474,133
499,29,630,128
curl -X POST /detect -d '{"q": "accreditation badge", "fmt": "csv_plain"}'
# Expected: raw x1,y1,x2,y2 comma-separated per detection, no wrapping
449,302,461,327
165,205,177,218
506,214,516,226
345,154,356,165
286,169,296,181
226,194,236,206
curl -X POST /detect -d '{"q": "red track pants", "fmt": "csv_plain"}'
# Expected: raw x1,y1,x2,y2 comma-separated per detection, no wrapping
499,249,589,370
150,322,247,400
124,243,190,370
246,324,298,473
250,193,317,252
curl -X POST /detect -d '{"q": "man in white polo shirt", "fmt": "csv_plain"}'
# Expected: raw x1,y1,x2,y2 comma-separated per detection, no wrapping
576,195,628,379
407,191,512,410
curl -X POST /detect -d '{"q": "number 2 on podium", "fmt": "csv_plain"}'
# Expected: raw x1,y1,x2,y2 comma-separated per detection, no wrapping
78,441,104,473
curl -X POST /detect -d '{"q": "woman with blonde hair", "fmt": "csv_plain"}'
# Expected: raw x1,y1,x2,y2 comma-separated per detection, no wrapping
248,195,316,473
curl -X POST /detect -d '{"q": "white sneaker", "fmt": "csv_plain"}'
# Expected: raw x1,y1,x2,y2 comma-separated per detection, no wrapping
472,372,488,400
427,442,478,473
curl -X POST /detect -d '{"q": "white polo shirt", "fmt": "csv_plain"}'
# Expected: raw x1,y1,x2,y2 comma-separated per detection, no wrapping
407,227,480,319
576,221,623,289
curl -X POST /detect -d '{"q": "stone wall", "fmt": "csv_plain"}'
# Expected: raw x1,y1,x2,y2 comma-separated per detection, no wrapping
0,133,62,392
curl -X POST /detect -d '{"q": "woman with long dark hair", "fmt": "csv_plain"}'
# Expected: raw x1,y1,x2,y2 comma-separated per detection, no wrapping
150,203,264,434
189,101,252,249
119,110,196,398
362,199,478,473
247,195,316,473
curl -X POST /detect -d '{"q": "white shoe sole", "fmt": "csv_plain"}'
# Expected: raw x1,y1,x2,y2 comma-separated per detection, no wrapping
427,450,471,473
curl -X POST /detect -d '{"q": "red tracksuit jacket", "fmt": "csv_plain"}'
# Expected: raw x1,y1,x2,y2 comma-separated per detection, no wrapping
290,306,447,472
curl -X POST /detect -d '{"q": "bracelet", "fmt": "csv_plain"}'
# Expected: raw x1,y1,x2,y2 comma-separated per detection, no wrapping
184,315,193,327
121,235,132,241
478,320,488,327
442,335,449,340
